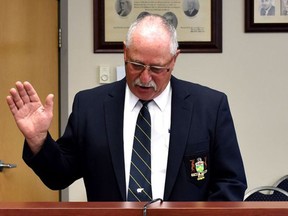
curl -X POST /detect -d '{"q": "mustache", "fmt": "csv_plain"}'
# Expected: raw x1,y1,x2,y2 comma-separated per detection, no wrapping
133,78,157,91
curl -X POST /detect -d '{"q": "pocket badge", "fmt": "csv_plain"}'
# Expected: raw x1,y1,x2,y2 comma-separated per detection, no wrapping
190,157,208,181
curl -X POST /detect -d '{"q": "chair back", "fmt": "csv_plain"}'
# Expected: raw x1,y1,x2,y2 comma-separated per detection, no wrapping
273,175,288,192
244,186,288,201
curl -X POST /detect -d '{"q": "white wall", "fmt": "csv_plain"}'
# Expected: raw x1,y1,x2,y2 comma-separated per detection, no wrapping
67,0,288,201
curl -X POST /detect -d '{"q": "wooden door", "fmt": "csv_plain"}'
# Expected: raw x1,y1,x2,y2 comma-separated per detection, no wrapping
0,0,59,201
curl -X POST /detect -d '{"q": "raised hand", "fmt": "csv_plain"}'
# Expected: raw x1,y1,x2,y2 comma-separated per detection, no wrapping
6,81,54,154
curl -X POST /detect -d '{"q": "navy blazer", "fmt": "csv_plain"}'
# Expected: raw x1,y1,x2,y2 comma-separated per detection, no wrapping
23,76,247,201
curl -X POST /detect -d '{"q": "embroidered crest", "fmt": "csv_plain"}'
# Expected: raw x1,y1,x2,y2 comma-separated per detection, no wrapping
190,157,208,180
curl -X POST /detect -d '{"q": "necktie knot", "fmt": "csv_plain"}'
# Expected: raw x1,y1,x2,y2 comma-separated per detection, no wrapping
140,100,152,106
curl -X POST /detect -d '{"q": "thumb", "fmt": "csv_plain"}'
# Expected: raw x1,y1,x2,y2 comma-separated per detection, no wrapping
44,94,54,114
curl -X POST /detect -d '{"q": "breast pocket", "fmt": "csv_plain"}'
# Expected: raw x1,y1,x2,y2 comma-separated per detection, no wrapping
184,139,210,187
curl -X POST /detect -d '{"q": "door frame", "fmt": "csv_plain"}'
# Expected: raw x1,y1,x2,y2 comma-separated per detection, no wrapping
59,0,69,202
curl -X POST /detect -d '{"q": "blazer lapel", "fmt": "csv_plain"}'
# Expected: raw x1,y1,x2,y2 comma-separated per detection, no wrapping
104,79,127,200
164,77,194,200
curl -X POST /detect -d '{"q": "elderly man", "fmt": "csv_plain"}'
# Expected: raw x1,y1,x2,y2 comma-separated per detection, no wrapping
7,14,247,201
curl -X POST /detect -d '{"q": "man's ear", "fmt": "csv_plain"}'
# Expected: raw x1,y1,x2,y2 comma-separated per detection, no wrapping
172,49,181,64
175,49,181,59
123,41,127,60
169,49,181,73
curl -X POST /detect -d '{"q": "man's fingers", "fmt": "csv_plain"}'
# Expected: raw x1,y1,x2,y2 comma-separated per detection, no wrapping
22,81,41,103
6,95,19,116
9,87,24,110
44,94,54,114
7,81,42,112
15,81,30,104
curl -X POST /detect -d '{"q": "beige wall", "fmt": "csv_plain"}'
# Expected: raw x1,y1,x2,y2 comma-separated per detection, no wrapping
67,0,288,201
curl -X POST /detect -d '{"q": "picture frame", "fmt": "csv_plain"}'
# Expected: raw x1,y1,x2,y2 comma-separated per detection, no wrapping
245,0,288,32
94,0,222,53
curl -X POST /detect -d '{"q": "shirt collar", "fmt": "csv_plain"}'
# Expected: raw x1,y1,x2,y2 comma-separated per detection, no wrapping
153,82,171,112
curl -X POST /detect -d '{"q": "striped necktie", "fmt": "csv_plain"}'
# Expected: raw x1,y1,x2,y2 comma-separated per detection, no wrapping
127,100,152,201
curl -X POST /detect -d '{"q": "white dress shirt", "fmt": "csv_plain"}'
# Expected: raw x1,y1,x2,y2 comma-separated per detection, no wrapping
123,82,172,200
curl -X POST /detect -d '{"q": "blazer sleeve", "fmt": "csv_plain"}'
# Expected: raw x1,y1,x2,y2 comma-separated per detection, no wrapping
22,94,83,190
208,95,247,201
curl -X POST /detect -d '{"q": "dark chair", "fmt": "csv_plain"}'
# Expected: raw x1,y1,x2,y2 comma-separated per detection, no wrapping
244,186,288,201
273,175,288,192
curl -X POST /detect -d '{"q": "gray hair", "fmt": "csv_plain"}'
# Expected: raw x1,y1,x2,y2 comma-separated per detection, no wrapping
125,14,179,56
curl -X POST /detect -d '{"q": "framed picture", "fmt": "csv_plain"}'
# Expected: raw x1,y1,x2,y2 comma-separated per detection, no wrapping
245,0,288,32
94,0,222,53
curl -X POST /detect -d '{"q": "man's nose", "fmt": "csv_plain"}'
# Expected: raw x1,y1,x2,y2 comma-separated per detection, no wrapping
139,68,152,84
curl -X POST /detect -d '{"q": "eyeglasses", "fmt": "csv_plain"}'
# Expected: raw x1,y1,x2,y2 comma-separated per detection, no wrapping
125,59,172,74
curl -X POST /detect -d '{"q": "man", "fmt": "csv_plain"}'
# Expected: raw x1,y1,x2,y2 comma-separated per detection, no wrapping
7,14,247,201
163,11,178,29
184,0,199,17
260,0,275,16
117,0,131,17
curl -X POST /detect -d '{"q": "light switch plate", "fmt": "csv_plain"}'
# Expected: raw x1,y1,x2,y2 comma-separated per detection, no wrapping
99,65,110,83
